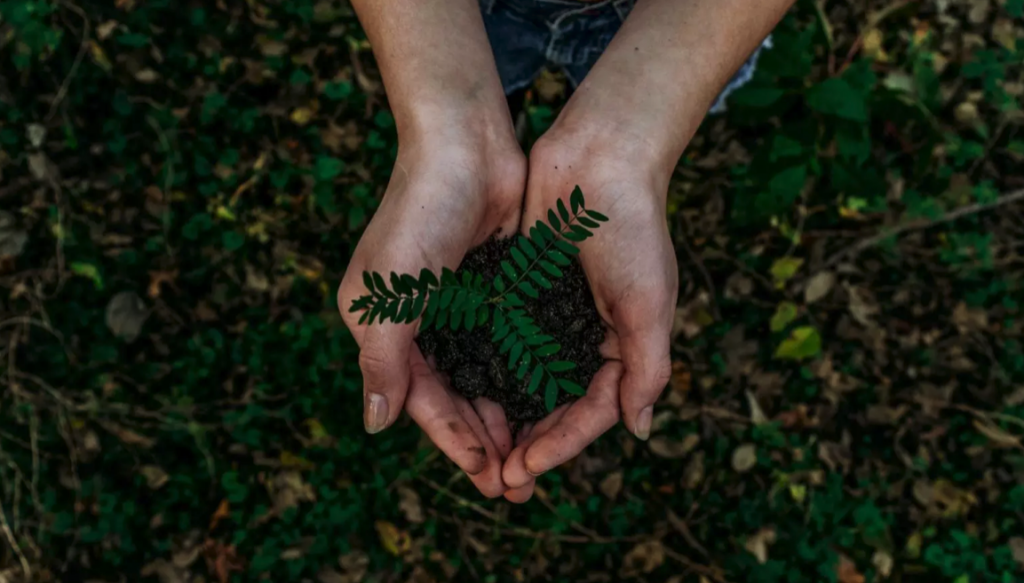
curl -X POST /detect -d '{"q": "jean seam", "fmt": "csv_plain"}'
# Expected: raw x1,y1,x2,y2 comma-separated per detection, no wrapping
549,0,616,32
612,0,634,21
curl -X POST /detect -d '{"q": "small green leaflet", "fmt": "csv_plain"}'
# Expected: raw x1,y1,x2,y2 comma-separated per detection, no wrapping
544,377,558,411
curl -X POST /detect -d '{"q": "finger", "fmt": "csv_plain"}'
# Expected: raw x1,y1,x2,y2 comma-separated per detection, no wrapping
473,398,513,459
522,362,624,476
405,349,489,476
504,481,535,504
600,329,621,360
454,398,507,499
617,327,672,441
358,321,416,434
501,405,571,489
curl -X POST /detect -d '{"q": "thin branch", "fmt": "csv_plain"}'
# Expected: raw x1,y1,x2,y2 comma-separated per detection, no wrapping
821,187,1024,269
677,213,720,319
48,1,90,121
0,498,31,581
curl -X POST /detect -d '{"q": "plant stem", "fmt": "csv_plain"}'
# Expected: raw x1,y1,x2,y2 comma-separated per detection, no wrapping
490,209,586,304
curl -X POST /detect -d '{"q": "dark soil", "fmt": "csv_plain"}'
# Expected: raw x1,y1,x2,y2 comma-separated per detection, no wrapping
417,238,606,423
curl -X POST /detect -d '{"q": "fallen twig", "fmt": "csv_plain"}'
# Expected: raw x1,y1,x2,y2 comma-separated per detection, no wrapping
821,188,1024,270
47,1,91,121
0,498,31,581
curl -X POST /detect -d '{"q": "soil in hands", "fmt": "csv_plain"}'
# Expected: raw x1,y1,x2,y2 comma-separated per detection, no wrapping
416,237,605,423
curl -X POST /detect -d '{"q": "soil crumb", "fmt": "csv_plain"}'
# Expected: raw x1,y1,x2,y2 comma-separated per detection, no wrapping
417,237,605,423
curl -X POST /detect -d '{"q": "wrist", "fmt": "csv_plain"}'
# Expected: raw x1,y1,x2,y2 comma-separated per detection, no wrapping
546,102,690,188
395,85,516,146
534,117,674,201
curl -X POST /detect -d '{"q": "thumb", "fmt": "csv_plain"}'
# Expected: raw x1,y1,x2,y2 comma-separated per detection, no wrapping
358,321,415,434
618,327,672,441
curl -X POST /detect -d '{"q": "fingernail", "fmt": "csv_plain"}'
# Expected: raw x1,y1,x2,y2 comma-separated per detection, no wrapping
634,406,653,441
365,392,389,434
527,468,544,477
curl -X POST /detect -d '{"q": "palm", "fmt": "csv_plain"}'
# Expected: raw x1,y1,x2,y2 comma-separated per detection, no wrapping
338,144,526,498
502,150,676,491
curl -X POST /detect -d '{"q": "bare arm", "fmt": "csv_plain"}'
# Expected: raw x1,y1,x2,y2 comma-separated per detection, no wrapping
350,0,512,144
342,0,528,500
555,0,794,177
503,0,796,486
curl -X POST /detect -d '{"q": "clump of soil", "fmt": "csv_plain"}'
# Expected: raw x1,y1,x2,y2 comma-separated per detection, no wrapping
417,238,605,423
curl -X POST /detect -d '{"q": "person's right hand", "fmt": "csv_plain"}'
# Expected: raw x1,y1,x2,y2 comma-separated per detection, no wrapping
338,126,528,499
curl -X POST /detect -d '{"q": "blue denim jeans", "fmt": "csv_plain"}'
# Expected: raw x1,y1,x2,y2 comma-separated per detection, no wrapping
479,0,772,113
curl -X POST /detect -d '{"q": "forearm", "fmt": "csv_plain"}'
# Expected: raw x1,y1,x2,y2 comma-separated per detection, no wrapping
351,0,513,145
551,0,795,180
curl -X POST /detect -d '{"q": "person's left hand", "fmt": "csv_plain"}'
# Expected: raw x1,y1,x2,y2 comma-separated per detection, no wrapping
501,130,678,499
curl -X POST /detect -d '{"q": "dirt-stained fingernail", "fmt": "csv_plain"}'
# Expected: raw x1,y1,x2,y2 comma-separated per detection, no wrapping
365,392,389,434
634,405,653,441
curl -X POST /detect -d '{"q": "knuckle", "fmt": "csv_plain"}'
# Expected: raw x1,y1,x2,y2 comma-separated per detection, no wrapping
358,345,396,382
477,478,507,499
652,359,673,391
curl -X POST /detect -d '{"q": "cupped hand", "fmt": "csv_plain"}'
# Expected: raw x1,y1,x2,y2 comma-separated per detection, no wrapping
338,130,529,498
502,133,677,493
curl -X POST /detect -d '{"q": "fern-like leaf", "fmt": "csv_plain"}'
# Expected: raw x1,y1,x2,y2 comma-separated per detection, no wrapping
544,377,558,411
349,185,606,411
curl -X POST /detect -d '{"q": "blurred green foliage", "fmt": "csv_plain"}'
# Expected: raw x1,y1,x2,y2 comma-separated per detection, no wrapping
1,0,1023,582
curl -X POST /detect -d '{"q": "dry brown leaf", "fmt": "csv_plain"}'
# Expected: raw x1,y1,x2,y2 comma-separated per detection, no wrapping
148,269,178,298
872,550,893,579
836,554,864,583
620,540,665,577
649,435,699,459
0,211,27,259
256,35,288,57
339,551,369,580
140,559,188,583
1005,386,1024,407
952,301,989,332
280,451,315,470
96,20,119,40
397,485,424,524
804,271,836,304
1009,537,1024,569
208,499,230,531
272,471,316,513
725,272,753,299
670,361,692,399
745,390,769,425
534,69,566,102
290,106,315,126
135,68,159,83
375,521,411,556
599,470,624,500
103,422,155,448
847,285,878,326
140,465,169,490
673,294,715,339
106,291,149,341
245,264,270,292
992,18,1018,50
972,419,1023,449
682,451,705,489
744,528,776,564
862,28,889,62
731,443,758,473
202,539,243,583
